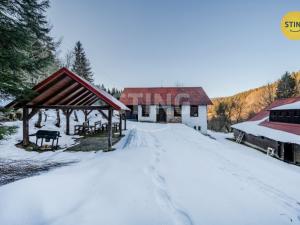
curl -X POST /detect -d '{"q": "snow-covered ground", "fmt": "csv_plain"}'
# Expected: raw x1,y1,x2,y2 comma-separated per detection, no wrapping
1,121,300,225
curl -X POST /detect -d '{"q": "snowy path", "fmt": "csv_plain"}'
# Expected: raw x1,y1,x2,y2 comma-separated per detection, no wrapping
1,122,300,225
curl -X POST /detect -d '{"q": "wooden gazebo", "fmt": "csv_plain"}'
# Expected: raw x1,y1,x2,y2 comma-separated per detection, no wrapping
6,67,130,149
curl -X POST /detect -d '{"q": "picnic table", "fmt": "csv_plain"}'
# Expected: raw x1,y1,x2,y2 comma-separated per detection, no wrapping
74,121,120,135
74,121,103,135
29,130,61,150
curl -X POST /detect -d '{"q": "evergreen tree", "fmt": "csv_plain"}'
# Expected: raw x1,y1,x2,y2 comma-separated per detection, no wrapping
0,0,56,98
71,41,94,83
275,72,296,99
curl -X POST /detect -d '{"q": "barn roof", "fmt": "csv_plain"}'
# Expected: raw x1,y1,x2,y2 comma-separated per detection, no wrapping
6,67,129,111
120,87,212,106
248,97,300,121
232,97,300,143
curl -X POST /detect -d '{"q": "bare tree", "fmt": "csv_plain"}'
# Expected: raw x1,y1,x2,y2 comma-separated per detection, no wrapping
62,50,74,69
259,83,275,108
35,111,43,128
232,96,245,123
44,111,48,122
74,110,79,122
293,72,300,96
55,110,61,127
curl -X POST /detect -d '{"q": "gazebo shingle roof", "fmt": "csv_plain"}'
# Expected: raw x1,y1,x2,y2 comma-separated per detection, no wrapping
6,67,129,111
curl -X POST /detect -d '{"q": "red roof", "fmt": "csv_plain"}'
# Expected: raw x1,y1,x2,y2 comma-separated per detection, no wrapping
243,97,300,136
6,67,129,111
259,120,300,136
249,96,300,121
120,87,212,106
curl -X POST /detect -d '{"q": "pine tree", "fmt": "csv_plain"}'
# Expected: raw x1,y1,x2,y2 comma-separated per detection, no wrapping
71,41,94,83
275,72,296,99
0,0,56,99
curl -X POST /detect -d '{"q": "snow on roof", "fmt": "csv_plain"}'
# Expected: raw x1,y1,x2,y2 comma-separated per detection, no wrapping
248,97,300,121
94,86,129,111
272,101,300,110
232,118,300,145
0,99,11,108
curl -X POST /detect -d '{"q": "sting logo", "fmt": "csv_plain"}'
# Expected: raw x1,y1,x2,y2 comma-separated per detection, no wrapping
281,12,300,40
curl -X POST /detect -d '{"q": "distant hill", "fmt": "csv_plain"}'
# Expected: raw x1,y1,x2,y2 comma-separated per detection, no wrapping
208,71,300,121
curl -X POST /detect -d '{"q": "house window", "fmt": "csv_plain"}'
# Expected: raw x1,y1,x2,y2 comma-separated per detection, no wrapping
190,105,198,117
174,106,181,117
141,105,150,117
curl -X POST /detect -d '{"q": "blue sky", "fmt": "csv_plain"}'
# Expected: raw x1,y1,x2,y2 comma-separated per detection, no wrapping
48,0,300,97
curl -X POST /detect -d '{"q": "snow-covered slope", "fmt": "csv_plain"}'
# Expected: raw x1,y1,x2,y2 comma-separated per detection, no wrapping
0,122,300,225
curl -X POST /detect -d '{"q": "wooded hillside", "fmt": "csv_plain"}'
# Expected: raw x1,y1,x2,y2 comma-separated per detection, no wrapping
208,71,300,131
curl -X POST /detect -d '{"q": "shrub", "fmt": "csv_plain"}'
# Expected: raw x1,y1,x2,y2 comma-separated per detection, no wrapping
0,126,17,140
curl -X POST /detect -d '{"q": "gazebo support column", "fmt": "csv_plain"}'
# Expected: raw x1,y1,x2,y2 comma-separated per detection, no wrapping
66,109,73,135
124,113,127,130
108,107,113,150
119,112,122,137
23,107,29,146
84,110,88,121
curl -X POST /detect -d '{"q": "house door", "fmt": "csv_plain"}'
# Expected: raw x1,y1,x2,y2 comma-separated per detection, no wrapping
284,143,294,163
157,107,167,122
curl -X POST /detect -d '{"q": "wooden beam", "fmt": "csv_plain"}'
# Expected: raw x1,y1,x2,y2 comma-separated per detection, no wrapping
28,108,39,120
98,109,108,120
43,82,79,105
28,77,74,106
28,105,110,110
23,107,29,146
67,90,91,105
34,73,68,93
56,87,86,105
78,96,97,106
81,96,98,106
108,107,113,150
74,93,95,106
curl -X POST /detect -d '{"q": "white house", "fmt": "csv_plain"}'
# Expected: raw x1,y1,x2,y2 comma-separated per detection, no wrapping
120,87,212,134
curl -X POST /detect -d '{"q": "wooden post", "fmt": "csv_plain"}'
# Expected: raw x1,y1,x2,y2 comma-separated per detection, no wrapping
23,107,29,146
66,109,71,135
66,110,70,135
124,113,127,130
108,107,113,150
119,112,122,137
84,110,88,121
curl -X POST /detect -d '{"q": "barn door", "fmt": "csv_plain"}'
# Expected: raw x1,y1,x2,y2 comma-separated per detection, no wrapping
284,143,294,163
157,107,167,122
